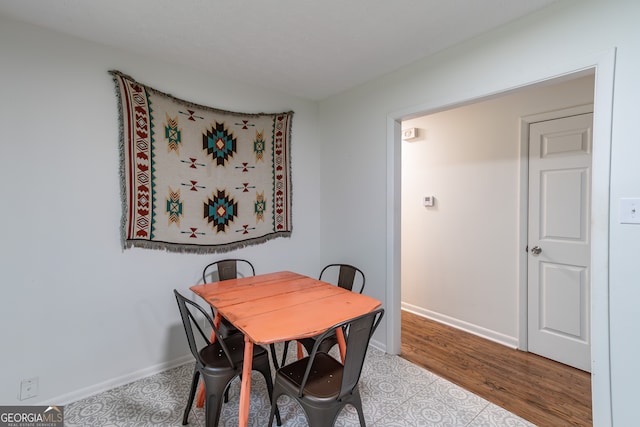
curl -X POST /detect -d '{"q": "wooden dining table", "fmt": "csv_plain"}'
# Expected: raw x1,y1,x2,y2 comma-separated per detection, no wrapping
189,270,382,427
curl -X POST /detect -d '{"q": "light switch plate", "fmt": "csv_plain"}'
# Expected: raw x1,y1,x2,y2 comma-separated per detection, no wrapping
620,198,640,224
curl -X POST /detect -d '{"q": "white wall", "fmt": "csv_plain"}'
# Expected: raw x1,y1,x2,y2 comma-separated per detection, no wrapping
318,0,639,425
401,75,595,345
3,0,640,425
0,17,321,405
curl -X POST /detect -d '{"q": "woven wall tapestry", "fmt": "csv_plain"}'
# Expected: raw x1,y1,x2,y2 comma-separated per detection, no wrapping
110,71,293,253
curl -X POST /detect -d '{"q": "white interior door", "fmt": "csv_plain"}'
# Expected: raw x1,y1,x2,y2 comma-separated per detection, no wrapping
528,113,593,372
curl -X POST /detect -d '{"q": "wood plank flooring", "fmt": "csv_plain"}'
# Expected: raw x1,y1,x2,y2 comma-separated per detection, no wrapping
400,310,592,426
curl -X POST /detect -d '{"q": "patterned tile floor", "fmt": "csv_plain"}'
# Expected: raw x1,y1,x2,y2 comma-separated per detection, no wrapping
65,345,536,426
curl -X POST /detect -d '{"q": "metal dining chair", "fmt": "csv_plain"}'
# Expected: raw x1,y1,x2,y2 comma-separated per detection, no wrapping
202,258,256,283
201,259,283,371
284,264,366,361
268,308,384,427
318,263,366,294
201,259,255,338
174,290,281,427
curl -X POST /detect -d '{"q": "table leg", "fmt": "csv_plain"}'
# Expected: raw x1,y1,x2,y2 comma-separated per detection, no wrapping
336,327,346,363
196,313,222,408
239,336,253,427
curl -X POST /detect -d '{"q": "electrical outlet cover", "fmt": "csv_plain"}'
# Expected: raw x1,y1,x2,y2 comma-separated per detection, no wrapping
19,377,38,400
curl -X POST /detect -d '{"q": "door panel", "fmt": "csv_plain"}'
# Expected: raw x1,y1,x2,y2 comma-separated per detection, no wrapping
528,113,592,372
539,262,587,338
541,169,586,240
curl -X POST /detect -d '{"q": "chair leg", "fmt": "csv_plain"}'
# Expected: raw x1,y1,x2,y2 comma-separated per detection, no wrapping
299,400,343,427
268,388,283,427
269,343,280,370
256,359,282,425
351,388,366,427
204,391,225,427
355,405,367,427
183,368,200,425
201,375,234,427
280,341,290,367
223,382,230,403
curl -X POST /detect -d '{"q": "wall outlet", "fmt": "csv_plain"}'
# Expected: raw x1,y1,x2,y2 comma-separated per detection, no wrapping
19,377,38,400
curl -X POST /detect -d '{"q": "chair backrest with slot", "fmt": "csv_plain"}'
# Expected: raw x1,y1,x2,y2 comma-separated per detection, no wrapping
202,258,255,283
173,290,235,368
299,308,384,399
319,263,365,294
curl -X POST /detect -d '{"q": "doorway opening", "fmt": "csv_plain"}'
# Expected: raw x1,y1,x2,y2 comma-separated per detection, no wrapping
400,73,594,363
397,73,594,424
386,52,615,426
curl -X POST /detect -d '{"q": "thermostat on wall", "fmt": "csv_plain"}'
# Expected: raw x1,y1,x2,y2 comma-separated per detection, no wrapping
423,196,435,207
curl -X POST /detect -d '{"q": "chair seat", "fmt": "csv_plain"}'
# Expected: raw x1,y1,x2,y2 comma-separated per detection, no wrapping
200,334,269,371
278,353,344,400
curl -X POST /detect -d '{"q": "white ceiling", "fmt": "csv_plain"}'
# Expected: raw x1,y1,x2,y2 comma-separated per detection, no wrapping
0,0,560,100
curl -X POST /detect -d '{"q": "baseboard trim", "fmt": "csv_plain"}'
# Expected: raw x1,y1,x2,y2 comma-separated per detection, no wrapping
369,337,386,353
47,337,389,406
47,354,194,406
401,303,518,349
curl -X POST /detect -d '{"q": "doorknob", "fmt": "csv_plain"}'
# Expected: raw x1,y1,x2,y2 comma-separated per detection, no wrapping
531,246,542,255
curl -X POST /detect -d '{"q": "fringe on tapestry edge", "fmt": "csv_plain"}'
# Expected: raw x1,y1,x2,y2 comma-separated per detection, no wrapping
108,70,130,253
122,232,292,255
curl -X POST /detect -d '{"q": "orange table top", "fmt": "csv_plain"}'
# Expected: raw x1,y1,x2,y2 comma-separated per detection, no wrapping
190,271,382,345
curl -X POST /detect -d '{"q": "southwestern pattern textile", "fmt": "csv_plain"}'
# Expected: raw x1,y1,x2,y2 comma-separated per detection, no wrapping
110,71,293,253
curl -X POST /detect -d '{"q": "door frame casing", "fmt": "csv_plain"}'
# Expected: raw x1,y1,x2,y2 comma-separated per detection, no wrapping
517,103,595,352
386,49,615,426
